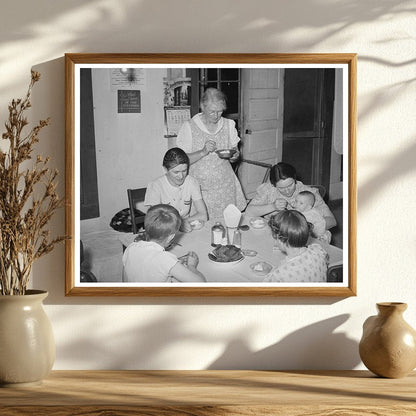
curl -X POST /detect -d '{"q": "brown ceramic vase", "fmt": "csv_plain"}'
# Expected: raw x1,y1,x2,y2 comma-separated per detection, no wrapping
359,302,416,378
0,290,55,387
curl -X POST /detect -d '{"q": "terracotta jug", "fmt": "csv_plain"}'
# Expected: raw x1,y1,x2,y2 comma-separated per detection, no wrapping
359,302,416,378
0,290,55,387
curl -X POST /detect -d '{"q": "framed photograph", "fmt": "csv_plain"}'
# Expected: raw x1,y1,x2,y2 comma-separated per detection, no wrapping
65,53,356,296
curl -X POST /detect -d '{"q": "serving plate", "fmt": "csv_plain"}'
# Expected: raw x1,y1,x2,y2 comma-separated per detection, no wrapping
208,253,244,265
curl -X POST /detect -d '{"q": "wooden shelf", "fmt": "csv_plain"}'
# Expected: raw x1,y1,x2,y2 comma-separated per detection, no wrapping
1,370,415,415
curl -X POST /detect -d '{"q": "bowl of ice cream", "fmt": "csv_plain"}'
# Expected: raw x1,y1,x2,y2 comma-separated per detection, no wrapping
215,149,237,159
250,261,273,276
190,219,204,230
249,217,267,229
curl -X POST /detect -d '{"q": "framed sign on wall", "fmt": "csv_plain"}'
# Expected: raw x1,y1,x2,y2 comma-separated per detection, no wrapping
117,90,141,113
65,53,357,297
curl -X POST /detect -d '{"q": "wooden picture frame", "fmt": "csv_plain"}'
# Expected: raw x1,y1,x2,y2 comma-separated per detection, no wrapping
65,53,356,297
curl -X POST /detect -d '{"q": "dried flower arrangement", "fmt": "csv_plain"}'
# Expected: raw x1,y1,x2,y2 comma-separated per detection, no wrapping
0,71,66,295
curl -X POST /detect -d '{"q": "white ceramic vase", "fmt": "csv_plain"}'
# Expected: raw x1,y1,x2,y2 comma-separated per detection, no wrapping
0,290,55,387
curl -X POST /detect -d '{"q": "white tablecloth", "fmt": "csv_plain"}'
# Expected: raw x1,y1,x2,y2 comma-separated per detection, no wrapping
118,217,343,283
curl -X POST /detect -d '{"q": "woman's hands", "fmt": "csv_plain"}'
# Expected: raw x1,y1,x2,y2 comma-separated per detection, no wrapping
188,140,217,165
203,140,217,154
274,199,288,211
229,148,240,163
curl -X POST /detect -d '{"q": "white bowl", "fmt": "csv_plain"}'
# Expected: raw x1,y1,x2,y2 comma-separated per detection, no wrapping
190,219,204,230
249,217,266,229
250,261,273,276
215,149,236,159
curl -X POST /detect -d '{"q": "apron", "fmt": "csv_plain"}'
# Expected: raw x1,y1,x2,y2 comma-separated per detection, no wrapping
189,118,246,219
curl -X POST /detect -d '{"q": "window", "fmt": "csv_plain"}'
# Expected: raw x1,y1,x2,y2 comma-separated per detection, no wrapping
187,68,241,134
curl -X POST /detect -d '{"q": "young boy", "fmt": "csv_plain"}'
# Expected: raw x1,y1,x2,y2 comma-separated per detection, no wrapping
122,204,206,283
294,191,332,244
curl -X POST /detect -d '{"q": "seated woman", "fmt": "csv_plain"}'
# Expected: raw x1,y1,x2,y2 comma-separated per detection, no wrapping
264,210,329,283
144,147,208,232
245,162,336,230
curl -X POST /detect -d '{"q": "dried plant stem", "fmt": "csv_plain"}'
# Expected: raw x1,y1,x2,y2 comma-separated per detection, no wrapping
0,71,66,295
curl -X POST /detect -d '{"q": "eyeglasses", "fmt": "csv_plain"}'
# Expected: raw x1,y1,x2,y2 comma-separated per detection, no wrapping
207,110,224,116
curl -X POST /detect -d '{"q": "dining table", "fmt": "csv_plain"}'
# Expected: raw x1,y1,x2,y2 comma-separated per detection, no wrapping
118,215,343,284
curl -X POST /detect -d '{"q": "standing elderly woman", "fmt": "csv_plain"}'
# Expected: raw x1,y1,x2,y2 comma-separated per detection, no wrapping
176,88,246,219
245,162,337,230
144,147,208,232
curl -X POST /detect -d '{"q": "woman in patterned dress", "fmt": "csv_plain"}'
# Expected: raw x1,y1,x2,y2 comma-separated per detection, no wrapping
176,88,246,219
264,210,329,283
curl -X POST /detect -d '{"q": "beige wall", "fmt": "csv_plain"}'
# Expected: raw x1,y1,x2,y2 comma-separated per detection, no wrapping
87,68,167,231
1,1,415,370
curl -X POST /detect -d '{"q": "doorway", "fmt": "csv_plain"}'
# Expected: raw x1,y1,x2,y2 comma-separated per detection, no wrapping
282,68,335,192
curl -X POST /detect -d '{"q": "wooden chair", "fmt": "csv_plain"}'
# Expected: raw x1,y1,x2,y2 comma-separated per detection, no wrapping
327,264,343,282
127,188,147,234
236,159,273,213
239,158,272,185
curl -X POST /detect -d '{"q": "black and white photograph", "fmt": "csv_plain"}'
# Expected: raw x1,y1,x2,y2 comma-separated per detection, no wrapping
65,54,356,296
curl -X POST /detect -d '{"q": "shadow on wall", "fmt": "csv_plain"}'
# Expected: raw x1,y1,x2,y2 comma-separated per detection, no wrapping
356,55,416,210
53,308,359,370
358,139,416,210
207,314,360,370
0,0,414,97
54,308,217,369
0,0,414,373
21,0,415,304
30,57,67,300
29,53,416,305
